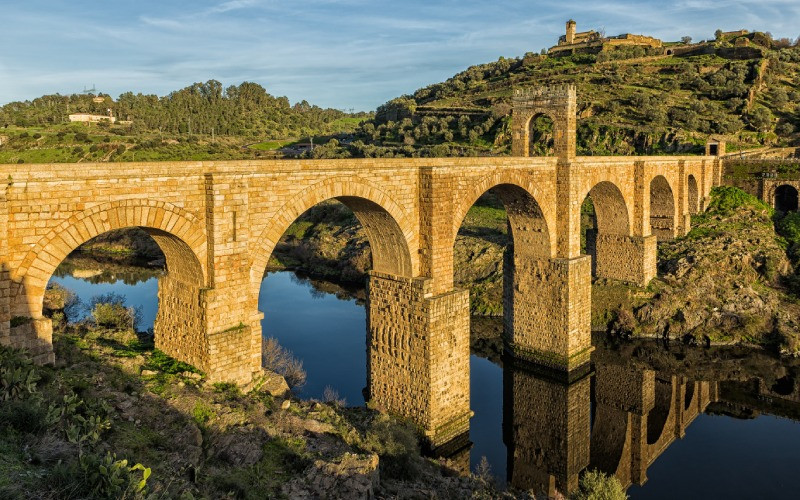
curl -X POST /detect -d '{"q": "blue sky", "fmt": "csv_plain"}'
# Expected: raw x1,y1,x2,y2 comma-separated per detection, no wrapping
1,0,798,111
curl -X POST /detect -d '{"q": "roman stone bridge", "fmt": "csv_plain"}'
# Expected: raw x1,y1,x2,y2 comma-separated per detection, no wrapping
0,86,721,447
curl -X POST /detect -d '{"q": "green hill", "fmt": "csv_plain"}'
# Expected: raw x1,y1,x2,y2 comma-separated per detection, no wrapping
0,80,369,164
342,30,800,158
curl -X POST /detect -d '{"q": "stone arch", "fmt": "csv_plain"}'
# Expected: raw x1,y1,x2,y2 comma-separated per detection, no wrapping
581,181,633,278
453,173,554,260
649,175,676,241
687,174,700,215
583,181,631,236
250,177,416,294
775,184,799,212
13,199,207,319
526,113,556,157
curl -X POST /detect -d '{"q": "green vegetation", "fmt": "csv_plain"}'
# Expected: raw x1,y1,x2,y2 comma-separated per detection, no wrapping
0,80,368,163
573,470,628,500
304,33,800,158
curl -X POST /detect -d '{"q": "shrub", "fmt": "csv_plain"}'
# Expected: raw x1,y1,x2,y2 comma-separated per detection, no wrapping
323,386,346,407
573,470,627,500
79,452,151,499
705,186,771,216
0,346,40,401
261,337,307,389
89,292,141,330
191,401,215,425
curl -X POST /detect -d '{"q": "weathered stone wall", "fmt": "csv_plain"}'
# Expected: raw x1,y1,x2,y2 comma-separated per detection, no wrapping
155,273,207,372
591,233,657,285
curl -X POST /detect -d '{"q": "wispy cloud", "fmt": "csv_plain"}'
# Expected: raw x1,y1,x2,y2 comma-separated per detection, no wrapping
0,1,798,110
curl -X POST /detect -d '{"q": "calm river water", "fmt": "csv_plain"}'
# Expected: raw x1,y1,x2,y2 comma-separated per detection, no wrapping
51,265,800,497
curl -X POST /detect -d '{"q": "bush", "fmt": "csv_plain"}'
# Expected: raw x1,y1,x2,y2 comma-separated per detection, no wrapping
573,470,627,500
261,337,307,389
79,452,151,499
705,186,771,216
0,345,40,401
89,292,141,330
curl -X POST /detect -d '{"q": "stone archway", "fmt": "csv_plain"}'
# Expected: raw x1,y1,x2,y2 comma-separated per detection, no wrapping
512,85,577,159
12,199,209,371
775,184,799,212
581,181,631,281
527,113,556,157
649,175,676,241
14,199,207,318
250,177,416,297
687,175,700,215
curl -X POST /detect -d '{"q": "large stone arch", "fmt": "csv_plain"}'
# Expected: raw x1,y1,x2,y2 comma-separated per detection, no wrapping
250,177,417,295
649,175,677,241
452,172,555,260
583,181,631,236
13,199,208,318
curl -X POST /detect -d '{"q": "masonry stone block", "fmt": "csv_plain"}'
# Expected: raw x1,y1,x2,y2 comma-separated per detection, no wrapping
367,272,471,449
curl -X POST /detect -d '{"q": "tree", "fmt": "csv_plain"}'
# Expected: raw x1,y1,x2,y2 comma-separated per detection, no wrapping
747,106,774,132
715,29,723,40
681,36,693,45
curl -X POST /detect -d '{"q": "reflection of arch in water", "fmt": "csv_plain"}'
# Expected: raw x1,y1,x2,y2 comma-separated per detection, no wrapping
646,379,673,445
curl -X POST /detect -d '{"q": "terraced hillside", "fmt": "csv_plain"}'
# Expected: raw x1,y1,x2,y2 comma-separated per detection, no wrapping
346,31,800,158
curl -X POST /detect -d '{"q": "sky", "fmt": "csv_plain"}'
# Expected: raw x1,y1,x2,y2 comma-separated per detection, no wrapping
1,0,798,111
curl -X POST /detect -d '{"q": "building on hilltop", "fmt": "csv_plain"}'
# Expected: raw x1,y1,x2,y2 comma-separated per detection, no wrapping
549,20,662,56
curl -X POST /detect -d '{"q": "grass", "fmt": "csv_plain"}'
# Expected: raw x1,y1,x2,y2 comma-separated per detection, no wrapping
249,139,297,151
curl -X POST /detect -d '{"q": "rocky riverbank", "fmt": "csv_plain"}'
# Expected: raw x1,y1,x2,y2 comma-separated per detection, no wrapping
607,187,800,354
0,323,499,498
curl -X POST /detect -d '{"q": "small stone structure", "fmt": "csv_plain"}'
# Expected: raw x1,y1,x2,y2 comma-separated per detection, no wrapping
68,112,116,124
0,86,721,449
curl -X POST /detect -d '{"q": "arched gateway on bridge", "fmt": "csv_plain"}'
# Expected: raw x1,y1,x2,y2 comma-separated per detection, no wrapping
0,86,721,450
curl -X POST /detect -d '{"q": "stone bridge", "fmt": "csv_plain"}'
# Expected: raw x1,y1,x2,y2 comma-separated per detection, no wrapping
0,86,721,447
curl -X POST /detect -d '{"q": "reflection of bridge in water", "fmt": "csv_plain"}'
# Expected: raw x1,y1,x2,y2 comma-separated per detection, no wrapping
504,358,717,497
1,85,724,451
499,345,800,498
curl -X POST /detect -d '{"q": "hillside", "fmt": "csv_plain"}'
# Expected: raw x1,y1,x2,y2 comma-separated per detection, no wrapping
0,80,368,164
337,29,800,158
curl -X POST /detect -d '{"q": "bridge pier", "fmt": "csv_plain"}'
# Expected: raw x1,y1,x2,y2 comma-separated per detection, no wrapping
366,272,472,449
593,234,657,286
504,253,593,374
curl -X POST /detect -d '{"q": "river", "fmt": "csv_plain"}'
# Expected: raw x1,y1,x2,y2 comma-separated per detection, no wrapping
50,263,800,497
